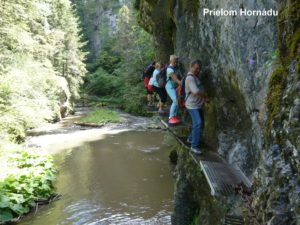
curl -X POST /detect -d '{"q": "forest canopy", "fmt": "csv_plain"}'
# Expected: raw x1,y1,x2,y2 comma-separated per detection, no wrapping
73,0,155,115
0,0,86,142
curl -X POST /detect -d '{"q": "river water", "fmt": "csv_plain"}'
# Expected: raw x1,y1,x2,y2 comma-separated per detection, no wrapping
20,130,175,225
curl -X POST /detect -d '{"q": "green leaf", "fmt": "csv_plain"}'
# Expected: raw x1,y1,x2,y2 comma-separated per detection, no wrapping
0,195,11,208
0,209,13,222
10,203,29,215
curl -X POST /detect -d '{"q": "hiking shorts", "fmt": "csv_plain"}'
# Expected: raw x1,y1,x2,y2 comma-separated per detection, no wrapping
153,86,167,103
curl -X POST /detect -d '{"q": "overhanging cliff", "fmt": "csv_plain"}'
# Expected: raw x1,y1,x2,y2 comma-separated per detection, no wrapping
136,0,300,224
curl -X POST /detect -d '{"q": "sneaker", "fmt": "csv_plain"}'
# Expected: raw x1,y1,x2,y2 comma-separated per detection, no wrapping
168,117,181,125
190,147,203,155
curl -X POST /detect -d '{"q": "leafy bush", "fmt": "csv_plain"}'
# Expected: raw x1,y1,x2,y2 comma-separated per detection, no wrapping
121,83,148,116
89,50,121,74
85,68,123,97
0,149,57,223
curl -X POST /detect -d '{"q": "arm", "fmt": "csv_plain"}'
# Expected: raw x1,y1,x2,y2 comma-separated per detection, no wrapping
171,73,181,85
196,91,206,98
188,77,209,100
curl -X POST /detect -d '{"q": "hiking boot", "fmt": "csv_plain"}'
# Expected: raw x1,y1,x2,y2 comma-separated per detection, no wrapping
168,117,181,125
190,147,203,155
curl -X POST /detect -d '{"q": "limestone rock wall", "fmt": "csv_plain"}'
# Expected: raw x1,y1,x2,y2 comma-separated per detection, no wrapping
136,0,300,224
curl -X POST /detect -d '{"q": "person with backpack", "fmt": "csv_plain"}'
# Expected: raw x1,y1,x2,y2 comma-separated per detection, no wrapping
152,62,167,113
143,61,156,106
185,60,209,155
165,55,181,125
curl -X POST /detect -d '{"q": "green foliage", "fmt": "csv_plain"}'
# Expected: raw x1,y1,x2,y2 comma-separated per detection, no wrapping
89,50,121,74
0,0,84,221
134,0,141,10
0,0,86,142
80,4,155,115
80,108,121,124
190,212,200,225
0,148,57,223
85,68,123,96
121,83,148,116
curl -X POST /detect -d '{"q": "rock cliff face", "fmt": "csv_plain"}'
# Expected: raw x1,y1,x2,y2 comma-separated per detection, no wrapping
72,0,120,61
136,0,299,224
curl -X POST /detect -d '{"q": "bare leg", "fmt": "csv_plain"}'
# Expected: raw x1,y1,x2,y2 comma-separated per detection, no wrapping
147,94,151,106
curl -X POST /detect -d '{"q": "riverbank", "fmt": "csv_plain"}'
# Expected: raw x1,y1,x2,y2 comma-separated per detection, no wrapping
26,107,161,154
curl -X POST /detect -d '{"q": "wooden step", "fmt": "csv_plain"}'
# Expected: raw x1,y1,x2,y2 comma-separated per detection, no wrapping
224,215,244,225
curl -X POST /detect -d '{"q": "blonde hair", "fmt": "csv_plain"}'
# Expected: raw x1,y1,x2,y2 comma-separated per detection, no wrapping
155,62,161,69
170,54,178,63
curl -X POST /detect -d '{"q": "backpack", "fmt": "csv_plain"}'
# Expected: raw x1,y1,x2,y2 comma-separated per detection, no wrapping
178,73,193,108
156,65,174,88
147,76,154,92
143,64,155,79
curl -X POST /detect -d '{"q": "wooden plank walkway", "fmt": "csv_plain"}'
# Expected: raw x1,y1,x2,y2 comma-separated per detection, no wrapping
159,118,252,197
146,106,170,117
224,215,244,225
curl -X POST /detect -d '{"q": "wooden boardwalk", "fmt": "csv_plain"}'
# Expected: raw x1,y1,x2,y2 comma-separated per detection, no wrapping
225,215,245,225
159,118,252,197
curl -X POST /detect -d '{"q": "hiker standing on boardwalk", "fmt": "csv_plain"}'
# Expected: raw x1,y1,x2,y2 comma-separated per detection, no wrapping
185,60,209,154
166,55,181,125
152,62,167,113
143,61,156,106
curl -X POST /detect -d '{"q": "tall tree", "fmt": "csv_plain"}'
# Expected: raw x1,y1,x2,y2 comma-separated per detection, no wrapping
0,0,86,142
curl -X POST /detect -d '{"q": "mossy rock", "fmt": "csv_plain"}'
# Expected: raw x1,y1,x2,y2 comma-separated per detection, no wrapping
277,1,300,63
265,0,300,142
169,148,178,164
180,0,200,16
265,66,288,142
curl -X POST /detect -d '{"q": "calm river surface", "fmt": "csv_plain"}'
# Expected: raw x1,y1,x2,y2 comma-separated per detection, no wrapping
20,130,175,225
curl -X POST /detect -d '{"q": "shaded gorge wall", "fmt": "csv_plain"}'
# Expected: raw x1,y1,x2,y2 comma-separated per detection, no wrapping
136,0,300,224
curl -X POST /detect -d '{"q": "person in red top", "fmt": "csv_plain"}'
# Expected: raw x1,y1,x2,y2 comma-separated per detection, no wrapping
143,61,156,106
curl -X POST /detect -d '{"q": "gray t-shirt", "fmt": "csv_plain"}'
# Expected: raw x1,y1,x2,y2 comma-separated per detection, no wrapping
185,73,204,109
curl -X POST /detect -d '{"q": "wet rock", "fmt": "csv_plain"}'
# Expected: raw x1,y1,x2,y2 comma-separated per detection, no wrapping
169,149,178,164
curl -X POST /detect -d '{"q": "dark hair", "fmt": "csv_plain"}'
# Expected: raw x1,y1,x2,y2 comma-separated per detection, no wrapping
190,60,202,68
152,61,156,66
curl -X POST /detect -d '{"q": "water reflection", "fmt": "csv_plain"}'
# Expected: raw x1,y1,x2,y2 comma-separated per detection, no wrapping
19,131,174,225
